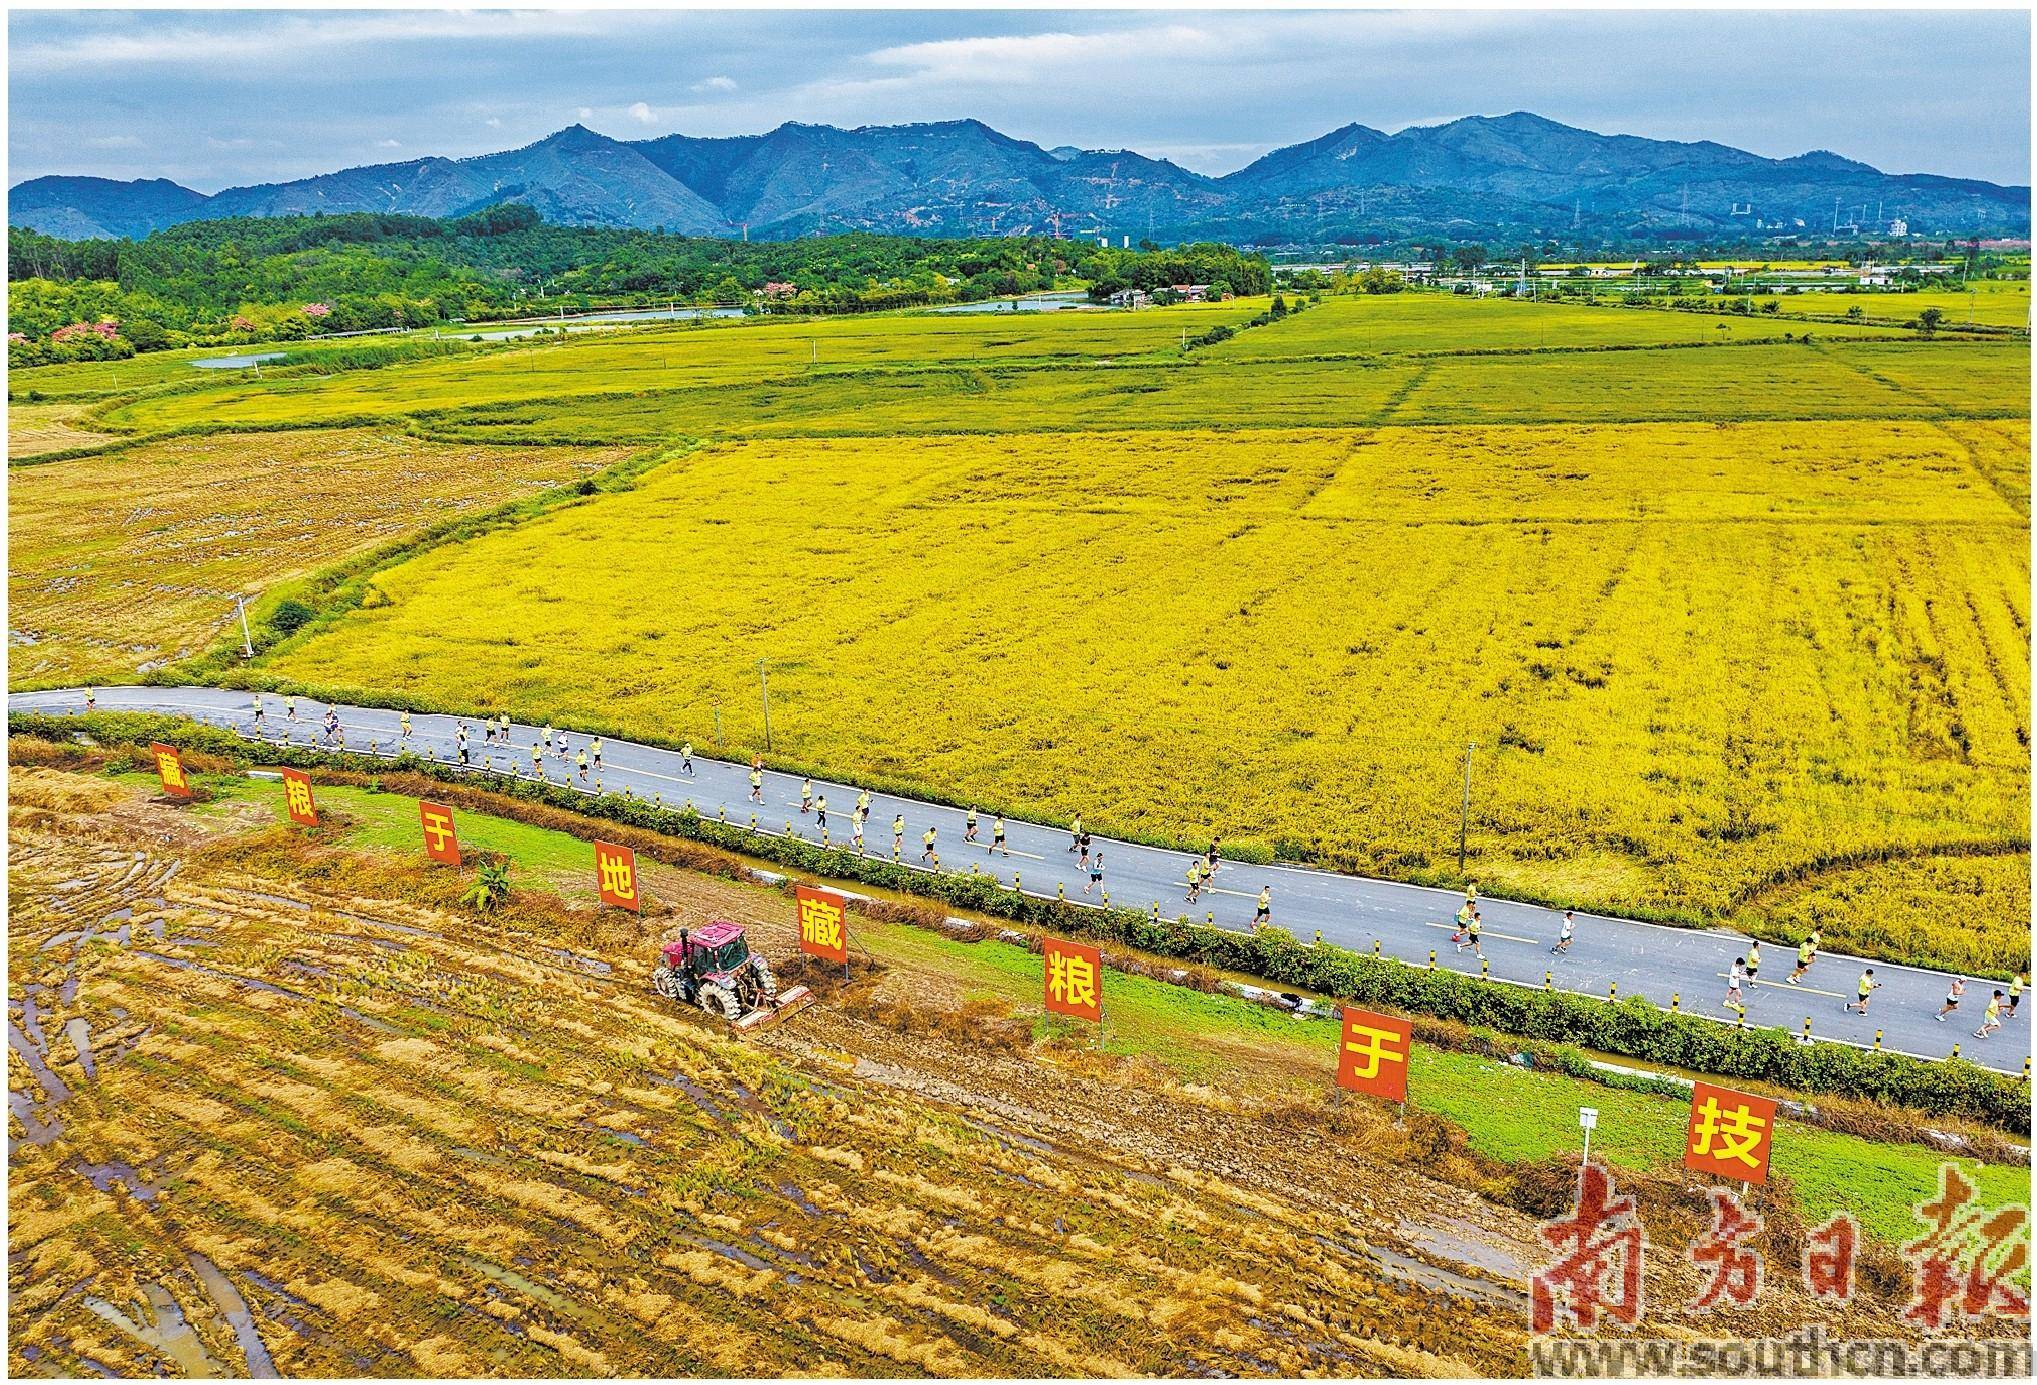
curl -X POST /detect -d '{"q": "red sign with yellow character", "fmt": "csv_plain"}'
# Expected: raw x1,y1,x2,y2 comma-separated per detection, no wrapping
150,742,192,799
795,884,848,964
594,840,640,911
1684,1081,1776,1185
1336,1006,1412,1102
1043,936,1102,1023
281,768,319,826
419,800,461,866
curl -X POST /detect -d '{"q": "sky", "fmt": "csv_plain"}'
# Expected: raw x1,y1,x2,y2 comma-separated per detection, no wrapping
7,7,2031,191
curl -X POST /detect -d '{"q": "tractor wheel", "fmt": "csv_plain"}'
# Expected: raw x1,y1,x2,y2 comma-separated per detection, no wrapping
697,983,742,1022
750,955,778,1005
651,966,681,1001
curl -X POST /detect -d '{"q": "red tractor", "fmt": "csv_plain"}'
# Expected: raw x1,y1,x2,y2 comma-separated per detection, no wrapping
652,921,813,1031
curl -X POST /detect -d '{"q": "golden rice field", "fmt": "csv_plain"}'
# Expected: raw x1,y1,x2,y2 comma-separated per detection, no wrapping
265,420,2031,967
1764,281,2030,328
7,429,625,686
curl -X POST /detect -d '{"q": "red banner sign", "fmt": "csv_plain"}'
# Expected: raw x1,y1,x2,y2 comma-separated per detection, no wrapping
419,800,461,866
594,840,640,911
281,768,318,826
1043,936,1102,1023
1684,1081,1776,1185
796,884,848,964
150,742,192,799
1336,1006,1412,1103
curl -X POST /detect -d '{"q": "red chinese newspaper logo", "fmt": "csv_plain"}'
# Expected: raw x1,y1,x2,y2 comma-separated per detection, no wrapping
1335,1007,1411,1103
418,801,461,866
1683,1081,1776,1185
1689,1188,1764,1310
281,768,318,826
1043,936,1101,1022
1804,1212,1859,1306
150,742,192,799
795,885,848,964
594,841,639,910
1903,1163,2030,1328
1532,1163,1646,1333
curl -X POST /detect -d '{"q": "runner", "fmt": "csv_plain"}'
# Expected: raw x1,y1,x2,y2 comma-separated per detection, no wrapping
679,741,694,776
1254,886,1272,929
498,712,510,744
531,742,544,776
857,790,871,822
1205,837,1221,876
1077,838,1090,872
591,737,603,772
1844,968,1881,1015
920,826,938,866
400,710,412,740
1185,861,1203,904
1744,939,1761,985
749,768,764,803
1068,815,1082,853
814,794,827,831
892,814,906,857
285,694,296,722
1786,931,1820,986
2009,973,2026,1020
321,709,341,745
991,815,1008,856
251,693,266,727
85,688,96,712
1974,990,2006,1040
1551,910,1575,956
1724,957,1747,1010
1462,910,1484,960
1085,851,1105,896
543,724,554,751
1464,882,1478,909
1451,899,1476,949
851,814,865,854
576,748,589,783
800,778,813,814
964,808,979,844
457,725,470,766
1937,977,1967,1021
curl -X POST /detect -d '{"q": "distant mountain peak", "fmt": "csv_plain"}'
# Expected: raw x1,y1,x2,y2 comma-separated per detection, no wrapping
8,112,2025,244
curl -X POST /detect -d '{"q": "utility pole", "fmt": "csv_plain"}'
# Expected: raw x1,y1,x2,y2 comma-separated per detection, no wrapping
1457,742,1477,875
233,595,255,658
757,659,773,752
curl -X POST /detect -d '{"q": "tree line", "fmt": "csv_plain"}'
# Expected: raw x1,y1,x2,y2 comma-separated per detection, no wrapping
7,207,1273,364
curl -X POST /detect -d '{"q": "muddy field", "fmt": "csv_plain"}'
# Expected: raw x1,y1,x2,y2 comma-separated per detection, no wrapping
6,765,1962,1377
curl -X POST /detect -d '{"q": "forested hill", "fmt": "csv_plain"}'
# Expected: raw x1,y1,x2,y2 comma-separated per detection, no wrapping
5,208,1270,360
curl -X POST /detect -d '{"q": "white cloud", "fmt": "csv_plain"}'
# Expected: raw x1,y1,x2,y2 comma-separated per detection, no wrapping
691,75,738,94
628,101,655,124
485,116,503,129
376,138,402,149
576,106,594,121
85,134,143,150
10,10,621,76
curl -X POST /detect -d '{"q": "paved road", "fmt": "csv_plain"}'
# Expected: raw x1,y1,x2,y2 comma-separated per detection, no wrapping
10,684,2029,1076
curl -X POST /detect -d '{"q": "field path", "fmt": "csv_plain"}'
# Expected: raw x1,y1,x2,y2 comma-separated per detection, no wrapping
10,684,2029,1077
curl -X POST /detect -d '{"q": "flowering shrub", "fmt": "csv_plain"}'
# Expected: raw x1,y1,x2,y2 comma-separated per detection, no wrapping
303,303,332,319
51,319,120,343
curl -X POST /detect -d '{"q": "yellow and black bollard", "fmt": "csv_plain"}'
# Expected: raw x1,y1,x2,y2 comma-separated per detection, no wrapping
1429,949,1437,969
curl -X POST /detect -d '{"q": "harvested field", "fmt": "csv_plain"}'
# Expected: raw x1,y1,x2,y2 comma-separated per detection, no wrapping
7,763,1972,1377
6,429,626,686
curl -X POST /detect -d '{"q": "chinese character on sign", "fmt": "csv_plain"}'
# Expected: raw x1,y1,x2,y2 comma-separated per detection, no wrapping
418,801,461,866
1688,1187,1764,1310
281,768,318,826
1683,1081,1776,1185
1043,936,1101,1022
1804,1212,1858,1306
594,840,639,910
1335,1007,1411,1103
150,742,192,799
1531,1163,1646,1333
795,884,847,964
1903,1163,2031,1328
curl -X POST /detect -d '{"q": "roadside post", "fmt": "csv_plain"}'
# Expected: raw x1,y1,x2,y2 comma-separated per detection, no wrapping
1578,1106,1599,1186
